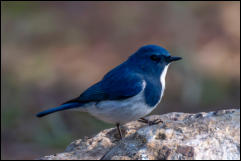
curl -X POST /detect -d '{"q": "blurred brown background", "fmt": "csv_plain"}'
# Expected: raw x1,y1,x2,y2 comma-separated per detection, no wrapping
1,1,240,160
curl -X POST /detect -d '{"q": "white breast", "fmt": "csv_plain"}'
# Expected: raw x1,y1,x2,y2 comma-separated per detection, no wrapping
160,65,169,99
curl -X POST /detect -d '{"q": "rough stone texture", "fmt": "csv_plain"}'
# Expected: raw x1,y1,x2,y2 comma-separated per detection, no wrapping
38,109,240,160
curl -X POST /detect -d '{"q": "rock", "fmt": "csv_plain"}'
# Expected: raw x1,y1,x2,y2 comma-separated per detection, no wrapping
38,109,240,160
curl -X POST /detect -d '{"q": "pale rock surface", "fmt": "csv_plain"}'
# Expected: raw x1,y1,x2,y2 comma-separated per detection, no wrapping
39,109,240,160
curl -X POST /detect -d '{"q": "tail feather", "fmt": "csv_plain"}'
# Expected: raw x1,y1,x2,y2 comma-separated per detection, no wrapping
36,102,81,117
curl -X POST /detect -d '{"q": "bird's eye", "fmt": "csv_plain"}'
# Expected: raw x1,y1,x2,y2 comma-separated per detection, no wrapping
150,55,160,62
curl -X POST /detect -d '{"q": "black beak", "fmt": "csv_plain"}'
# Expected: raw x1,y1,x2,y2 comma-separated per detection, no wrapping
167,56,182,63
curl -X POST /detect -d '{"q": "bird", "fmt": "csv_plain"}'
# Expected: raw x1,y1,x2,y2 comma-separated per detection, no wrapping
36,44,182,139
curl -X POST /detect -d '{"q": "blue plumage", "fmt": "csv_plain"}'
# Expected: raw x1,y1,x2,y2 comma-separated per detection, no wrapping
36,44,182,139
36,103,82,117
61,63,144,105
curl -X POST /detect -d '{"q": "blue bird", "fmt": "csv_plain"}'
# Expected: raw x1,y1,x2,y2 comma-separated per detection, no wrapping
36,44,182,139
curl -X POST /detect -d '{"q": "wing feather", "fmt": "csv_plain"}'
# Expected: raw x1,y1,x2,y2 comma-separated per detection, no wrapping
62,64,143,104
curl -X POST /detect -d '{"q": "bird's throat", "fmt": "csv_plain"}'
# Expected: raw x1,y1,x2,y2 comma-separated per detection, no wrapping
160,65,169,98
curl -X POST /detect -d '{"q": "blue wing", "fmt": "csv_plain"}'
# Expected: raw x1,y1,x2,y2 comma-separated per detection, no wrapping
63,64,144,104
36,63,144,117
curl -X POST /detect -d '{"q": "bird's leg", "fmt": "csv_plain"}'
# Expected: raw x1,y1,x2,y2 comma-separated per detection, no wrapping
138,117,163,125
116,123,123,140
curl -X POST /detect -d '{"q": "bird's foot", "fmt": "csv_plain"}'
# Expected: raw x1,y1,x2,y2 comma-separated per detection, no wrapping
138,117,163,125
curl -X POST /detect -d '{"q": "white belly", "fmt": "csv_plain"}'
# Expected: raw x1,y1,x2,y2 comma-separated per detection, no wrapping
82,81,156,124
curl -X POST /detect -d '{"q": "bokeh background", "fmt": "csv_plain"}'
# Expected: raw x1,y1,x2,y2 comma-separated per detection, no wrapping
1,1,240,160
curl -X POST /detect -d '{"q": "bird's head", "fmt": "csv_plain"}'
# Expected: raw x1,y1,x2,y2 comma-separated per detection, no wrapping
127,45,182,76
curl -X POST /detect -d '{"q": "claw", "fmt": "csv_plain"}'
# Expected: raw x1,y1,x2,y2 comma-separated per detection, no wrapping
138,118,163,125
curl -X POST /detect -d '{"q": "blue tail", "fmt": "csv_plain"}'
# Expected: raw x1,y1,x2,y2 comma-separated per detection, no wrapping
36,102,81,117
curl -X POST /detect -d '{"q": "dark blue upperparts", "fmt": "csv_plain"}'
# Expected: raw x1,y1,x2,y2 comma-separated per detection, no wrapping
63,62,144,104
136,45,171,57
64,45,171,108
37,44,181,118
